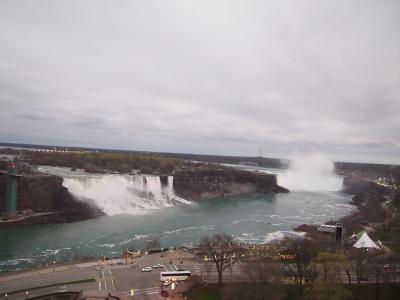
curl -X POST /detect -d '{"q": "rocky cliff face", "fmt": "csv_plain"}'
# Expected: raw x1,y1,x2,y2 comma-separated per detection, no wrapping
0,174,103,226
0,175,60,211
296,175,392,235
0,168,286,226
335,175,390,233
342,175,389,196
173,169,288,201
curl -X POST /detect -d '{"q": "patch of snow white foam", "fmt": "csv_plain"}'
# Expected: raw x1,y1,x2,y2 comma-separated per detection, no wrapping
236,232,259,243
133,234,154,240
42,249,61,256
98,243,116,248
0,258,36,266
264,231,306,243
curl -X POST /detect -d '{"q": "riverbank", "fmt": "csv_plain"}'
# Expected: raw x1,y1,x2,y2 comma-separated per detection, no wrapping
295,174,396,245
0,173,103,228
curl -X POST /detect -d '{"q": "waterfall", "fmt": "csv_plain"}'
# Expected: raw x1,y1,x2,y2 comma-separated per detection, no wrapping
167,176,174,197
62,174,191,216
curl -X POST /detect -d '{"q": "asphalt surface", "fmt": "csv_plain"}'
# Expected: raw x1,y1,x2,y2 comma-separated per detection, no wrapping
0,249,211,300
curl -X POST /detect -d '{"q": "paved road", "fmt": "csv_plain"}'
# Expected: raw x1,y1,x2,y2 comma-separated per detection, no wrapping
0,268,97,293
0,250,202,299
0,249,253,300
1,282,97,300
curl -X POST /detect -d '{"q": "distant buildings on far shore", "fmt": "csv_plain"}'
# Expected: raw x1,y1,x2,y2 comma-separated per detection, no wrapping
31,148,92,154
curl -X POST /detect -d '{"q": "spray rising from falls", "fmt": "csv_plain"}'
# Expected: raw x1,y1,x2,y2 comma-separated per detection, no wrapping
63,175,191,216
277,153,343,192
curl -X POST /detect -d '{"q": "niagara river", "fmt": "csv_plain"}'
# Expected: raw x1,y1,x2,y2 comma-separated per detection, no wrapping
0,161,355,272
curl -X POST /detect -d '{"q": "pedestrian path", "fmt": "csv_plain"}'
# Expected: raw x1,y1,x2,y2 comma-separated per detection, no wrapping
120,286,163,299
0,265,73,282
98,264,116,293
135,287,161,295
163,265,180,272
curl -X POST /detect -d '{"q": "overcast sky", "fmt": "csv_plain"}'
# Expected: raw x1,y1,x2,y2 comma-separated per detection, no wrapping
0,0,399,164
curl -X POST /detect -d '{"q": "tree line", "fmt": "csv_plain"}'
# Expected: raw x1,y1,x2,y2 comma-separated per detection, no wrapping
198,233,400,300
22,151,183,174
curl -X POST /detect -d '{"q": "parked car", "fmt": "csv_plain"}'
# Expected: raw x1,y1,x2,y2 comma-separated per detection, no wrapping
152,263,164,268
141,267,152,272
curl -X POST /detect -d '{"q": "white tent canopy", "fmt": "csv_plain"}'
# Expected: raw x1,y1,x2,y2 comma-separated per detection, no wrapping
353,232,380,249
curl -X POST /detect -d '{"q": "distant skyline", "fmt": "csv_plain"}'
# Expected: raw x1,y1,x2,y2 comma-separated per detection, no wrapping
1,1,399,164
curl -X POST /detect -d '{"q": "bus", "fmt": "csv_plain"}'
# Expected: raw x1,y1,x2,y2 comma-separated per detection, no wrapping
160,271,191,282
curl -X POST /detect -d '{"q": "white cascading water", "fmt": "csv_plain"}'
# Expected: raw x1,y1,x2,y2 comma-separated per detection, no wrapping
63,174,191,216
167,176,174,197
277,153,343,192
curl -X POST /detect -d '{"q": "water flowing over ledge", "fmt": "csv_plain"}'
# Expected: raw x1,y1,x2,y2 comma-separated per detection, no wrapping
63,174,192,216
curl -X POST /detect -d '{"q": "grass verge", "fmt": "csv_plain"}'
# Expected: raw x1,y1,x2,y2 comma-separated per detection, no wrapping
184,284,222,300
185,283,400,300
0,278,96,297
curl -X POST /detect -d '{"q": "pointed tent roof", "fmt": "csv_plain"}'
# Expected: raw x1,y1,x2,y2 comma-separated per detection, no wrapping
353,232,380,249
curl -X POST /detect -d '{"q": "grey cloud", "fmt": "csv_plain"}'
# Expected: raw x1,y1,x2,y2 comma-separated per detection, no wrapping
0,0,399,164
14,112,51,122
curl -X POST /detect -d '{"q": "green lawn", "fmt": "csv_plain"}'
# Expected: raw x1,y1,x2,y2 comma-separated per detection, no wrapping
185,283,400,300
348,284,400,300
0,278,96,297
373,214,400,254
184,284,301,300
185,284,222,300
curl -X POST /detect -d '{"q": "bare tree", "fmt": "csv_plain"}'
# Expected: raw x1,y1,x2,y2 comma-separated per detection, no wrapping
240,249,284,300
284,238,317,294
313,252,350,283
347,248,369,285
385,253,400,283
304,252,352,300
200,233,242,285
369,249,391,300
